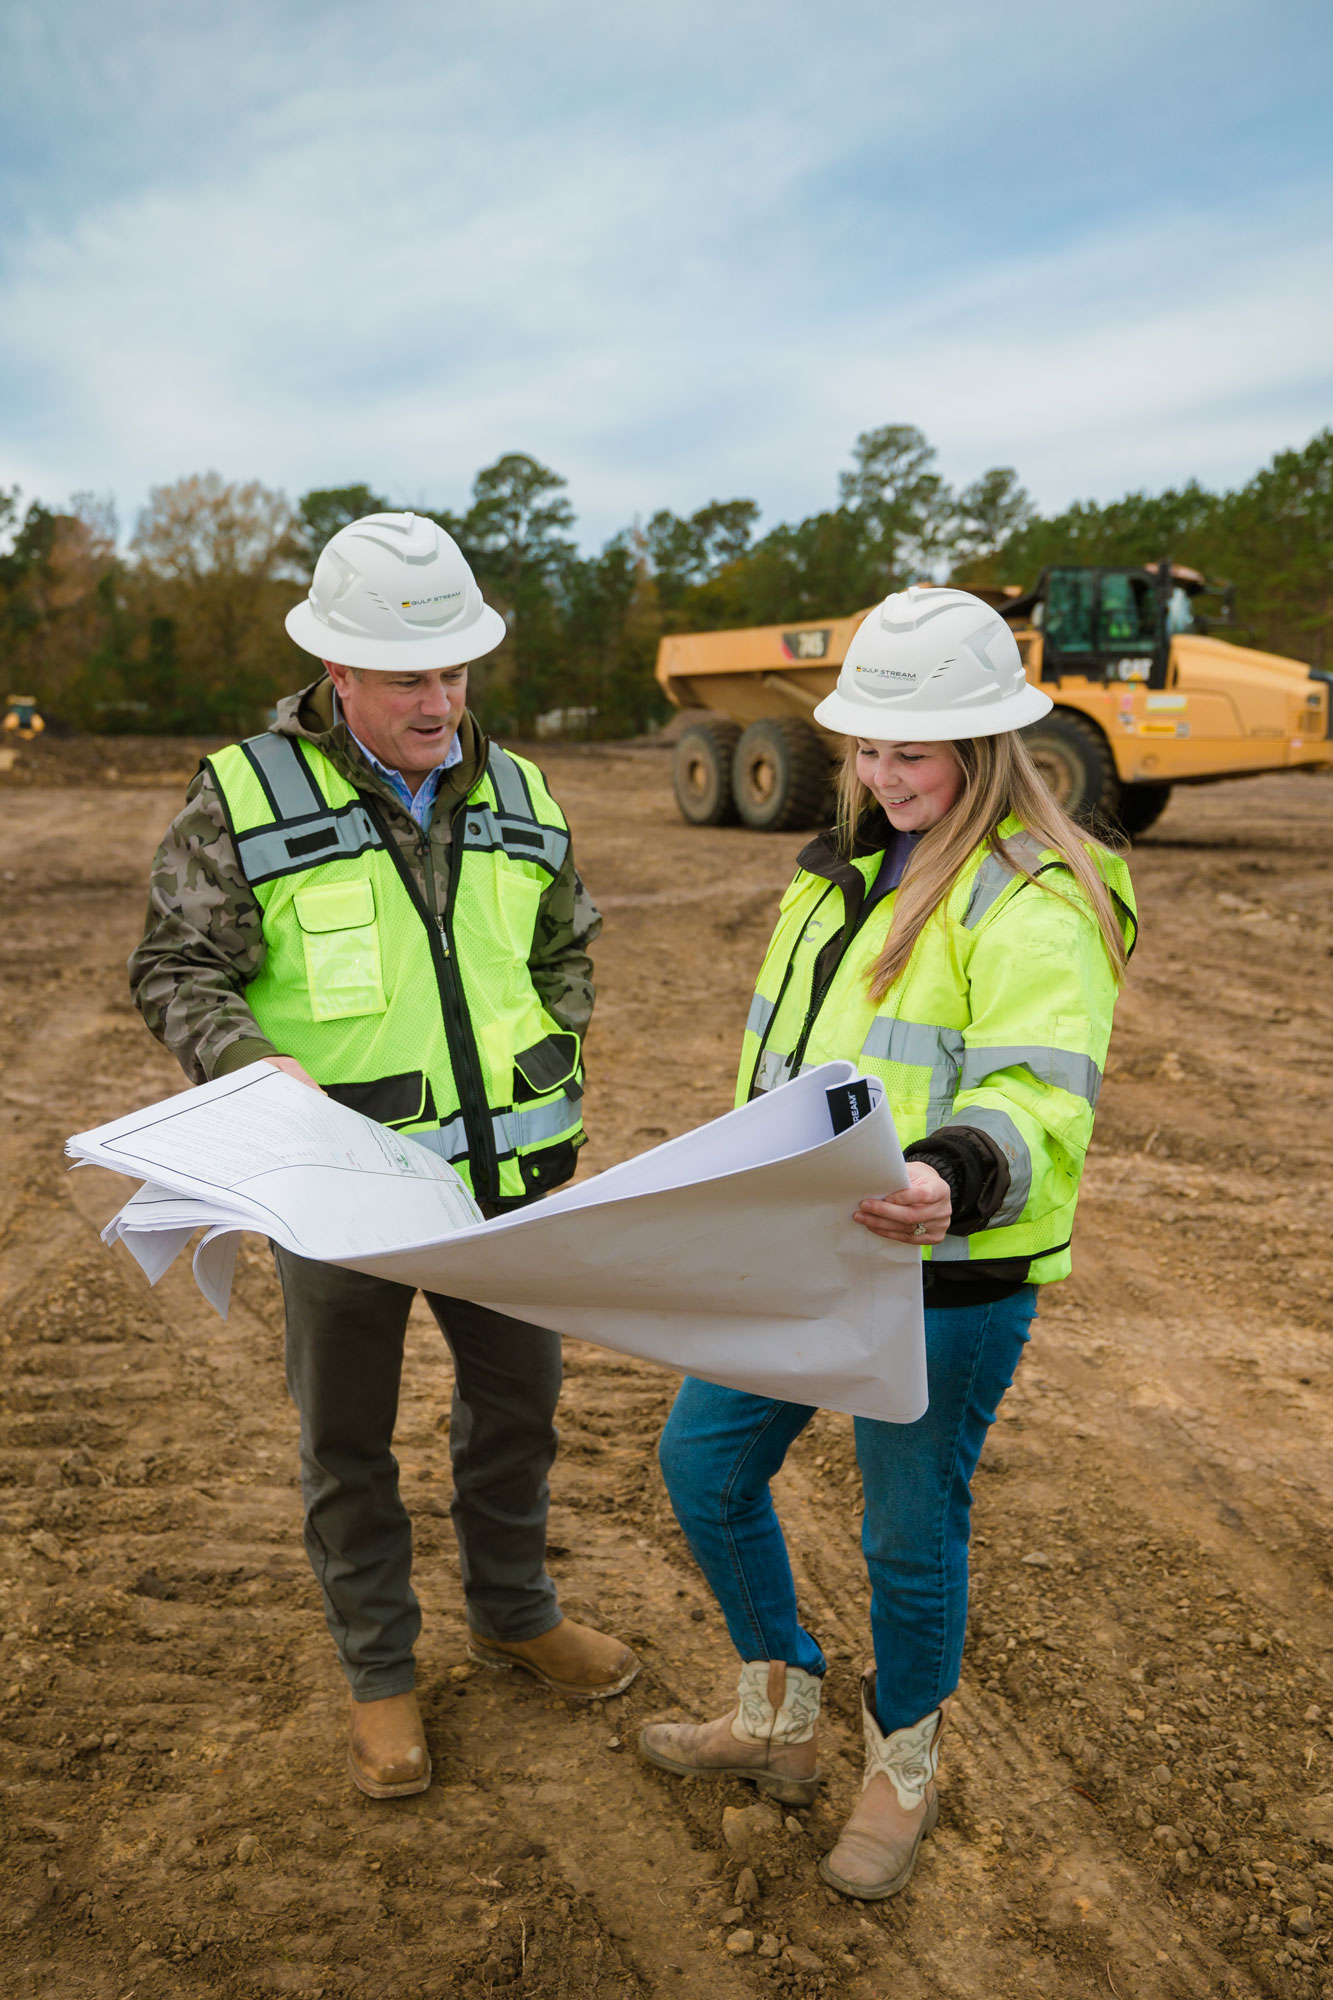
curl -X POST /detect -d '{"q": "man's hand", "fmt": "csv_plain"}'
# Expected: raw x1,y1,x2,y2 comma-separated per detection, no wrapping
853,1161,952,1244
263,1055,324,1093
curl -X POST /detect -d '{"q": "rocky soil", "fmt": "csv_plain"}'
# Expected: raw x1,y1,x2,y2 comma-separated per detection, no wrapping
1,740,1331,1999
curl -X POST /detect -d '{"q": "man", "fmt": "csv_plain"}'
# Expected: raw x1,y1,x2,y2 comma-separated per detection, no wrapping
131,512,638,1799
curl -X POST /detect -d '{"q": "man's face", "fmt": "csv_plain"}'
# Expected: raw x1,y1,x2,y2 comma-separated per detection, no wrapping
324,661,468,784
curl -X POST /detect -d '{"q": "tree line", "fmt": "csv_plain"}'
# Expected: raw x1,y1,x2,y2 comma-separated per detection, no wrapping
1,422,1329,739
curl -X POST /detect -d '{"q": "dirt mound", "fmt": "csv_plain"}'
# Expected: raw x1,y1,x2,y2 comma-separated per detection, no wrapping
0,733,225,791
1,755,1331,1998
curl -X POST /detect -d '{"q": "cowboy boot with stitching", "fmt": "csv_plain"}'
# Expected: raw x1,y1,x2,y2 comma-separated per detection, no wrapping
347,1690,432,1800
818,1675,947,1899
638,1660,822,1807
467,1616,640,1698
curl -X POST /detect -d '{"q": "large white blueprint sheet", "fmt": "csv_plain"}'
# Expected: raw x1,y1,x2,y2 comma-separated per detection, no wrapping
69,1061,927,1423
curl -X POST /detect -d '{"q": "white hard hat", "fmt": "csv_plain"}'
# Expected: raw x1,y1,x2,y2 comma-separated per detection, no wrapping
285,512,506,671
813,585,1052,740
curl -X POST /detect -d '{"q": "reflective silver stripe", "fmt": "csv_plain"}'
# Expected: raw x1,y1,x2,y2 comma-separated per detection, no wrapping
406,1117,470,1164
930,1235,970,1262
960,1043,1102,1107
492,1091,582,1154
860,1015,963,1135
486,744,533,820
405,1092,582,1165
236,803,384,883
861,1017,947,1068
938,1105,1033,1226
464,749,570,873
746,993,776,1039
926,1027,965,1135
463,802,567,872
755,1048,794,1093
244,733,322,818
962,832,1046,928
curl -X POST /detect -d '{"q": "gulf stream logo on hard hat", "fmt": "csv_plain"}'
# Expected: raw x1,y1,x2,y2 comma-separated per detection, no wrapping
401,591,463,609
853,661,916,685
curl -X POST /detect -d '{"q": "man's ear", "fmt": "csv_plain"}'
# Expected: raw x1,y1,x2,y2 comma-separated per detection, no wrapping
323,659,356,698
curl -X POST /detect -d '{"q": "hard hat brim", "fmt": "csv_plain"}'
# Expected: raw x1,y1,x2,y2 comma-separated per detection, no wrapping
285,598,507,671
812,681,1053,741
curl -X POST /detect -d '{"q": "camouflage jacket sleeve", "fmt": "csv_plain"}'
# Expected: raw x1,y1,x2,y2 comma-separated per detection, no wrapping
529,846,602,1040
128,770,278,1084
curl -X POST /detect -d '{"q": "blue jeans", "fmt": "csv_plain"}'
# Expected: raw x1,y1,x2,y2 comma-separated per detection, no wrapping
658,1288,1036,1736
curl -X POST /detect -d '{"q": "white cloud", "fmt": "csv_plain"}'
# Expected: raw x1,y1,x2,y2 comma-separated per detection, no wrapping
0,0,1328,544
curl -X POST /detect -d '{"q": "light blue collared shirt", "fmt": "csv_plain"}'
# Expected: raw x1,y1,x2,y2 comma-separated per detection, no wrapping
333,691,463,829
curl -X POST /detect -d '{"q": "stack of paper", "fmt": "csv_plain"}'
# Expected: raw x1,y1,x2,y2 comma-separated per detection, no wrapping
69,1061,927,1423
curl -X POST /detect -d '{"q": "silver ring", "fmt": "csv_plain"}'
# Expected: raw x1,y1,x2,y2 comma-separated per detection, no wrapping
912,1221,928,1239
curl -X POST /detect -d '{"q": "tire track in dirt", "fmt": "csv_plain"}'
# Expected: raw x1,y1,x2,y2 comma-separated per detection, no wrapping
2,753,1331,2000
0,777,770,2000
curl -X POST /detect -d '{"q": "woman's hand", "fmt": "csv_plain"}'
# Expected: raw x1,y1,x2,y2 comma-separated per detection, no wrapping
854,1161,952,1244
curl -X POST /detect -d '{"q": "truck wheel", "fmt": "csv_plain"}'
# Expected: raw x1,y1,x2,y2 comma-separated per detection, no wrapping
1021,711,1121,830
673,719,742,825
1114,782,1172,839
732,718,832,832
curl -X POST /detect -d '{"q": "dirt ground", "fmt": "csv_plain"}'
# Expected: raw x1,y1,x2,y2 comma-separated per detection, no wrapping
2,735,1332,2000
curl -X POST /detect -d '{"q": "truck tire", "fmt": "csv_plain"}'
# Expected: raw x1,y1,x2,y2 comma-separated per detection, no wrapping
673,718,742,825
1114,782,1172,839
732,717,833,832
1020,710,1121,831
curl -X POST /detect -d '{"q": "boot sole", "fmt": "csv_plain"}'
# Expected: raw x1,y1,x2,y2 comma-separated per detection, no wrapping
466,1639,641,1700
637,1732,820,1807
347,1749,432,1800
816,1790,939,1900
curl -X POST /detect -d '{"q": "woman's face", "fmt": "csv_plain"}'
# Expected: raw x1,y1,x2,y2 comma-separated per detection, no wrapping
854,739,965,833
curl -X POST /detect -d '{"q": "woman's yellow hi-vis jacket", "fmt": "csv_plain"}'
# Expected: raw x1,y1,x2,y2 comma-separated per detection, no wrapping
736,814,1136,1283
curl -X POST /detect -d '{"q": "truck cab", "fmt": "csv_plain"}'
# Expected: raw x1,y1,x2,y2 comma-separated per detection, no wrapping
1002,564,1332,832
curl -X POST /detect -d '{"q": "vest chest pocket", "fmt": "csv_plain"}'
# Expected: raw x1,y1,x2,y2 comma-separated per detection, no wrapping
293,879,386,1021
513,1031,581,1102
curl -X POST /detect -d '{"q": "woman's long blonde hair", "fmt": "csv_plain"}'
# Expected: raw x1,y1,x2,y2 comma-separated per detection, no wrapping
836,732,1129,1003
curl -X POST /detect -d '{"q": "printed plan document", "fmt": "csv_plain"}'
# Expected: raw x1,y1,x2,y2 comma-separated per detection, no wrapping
69,1061,927,1423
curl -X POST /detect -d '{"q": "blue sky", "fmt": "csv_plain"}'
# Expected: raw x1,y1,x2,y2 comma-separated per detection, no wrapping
2,0,1330,549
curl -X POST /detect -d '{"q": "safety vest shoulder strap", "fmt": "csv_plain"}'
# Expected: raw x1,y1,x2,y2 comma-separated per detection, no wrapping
467,745,571,877
487,743,533,819
208,733,384,890
211,731,575,890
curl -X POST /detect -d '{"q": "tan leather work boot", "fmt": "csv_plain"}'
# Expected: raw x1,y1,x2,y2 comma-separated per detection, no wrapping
638,1661,822,1807
347,1690,431,1799
818,1677,947,1899
467,1617,640,1698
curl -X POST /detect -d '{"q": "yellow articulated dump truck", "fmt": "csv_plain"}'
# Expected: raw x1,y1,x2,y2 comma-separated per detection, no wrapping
655,564,1333,835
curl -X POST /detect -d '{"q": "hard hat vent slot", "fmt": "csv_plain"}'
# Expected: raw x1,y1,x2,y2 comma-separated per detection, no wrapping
350,514,439,566
321,550,358,604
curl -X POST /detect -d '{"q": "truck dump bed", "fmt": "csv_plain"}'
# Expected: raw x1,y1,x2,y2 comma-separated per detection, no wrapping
656,613,868,730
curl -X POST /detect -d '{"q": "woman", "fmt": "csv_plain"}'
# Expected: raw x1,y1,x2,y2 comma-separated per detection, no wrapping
639,585,1136,1901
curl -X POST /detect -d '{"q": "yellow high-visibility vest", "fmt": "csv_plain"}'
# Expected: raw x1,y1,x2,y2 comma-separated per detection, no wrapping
208,731,584,1208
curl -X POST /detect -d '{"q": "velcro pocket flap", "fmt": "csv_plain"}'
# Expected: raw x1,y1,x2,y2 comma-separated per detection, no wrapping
294,880,376,933
513,1032,580,1099
293,879,384,1021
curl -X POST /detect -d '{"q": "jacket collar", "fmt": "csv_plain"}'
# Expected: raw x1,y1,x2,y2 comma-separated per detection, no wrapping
271,675,488,816
794,808,898,938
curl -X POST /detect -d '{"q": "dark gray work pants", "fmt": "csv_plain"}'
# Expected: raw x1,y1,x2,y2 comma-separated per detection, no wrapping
274,1248,563,1702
